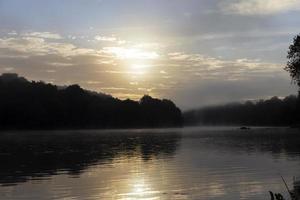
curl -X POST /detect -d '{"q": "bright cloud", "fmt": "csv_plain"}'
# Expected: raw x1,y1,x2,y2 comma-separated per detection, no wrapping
103,47,159,60
23,32,62,39
94,35,117,42
0,35,96,57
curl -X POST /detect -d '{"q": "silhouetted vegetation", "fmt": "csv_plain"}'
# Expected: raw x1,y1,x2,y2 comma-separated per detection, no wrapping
0,73,183,129
285,34,300,88
184,96,300,126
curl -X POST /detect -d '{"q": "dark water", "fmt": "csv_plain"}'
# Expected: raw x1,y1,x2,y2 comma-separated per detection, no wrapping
0,127,299,200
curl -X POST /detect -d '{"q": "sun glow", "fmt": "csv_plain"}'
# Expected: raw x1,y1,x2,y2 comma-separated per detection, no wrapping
131,64,150,71
104,47,159,60
126,177,152,198
133,181,148,194
102,43,159,79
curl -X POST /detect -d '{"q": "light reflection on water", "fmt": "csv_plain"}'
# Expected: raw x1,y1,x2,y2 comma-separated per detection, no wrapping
0,127,299,200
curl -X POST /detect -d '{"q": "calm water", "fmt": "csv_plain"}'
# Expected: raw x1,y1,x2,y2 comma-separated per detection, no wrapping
0,127,299,200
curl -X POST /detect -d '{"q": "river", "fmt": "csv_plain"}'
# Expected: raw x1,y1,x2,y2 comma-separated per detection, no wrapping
0,127,299,200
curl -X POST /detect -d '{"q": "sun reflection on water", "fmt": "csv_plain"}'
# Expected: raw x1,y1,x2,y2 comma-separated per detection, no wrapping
116,174,162,200
118,158,155,199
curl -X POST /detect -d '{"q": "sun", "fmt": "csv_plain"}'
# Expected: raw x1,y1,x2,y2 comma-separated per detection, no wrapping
127,64,150,76
104,47,159,60
103,44,159,78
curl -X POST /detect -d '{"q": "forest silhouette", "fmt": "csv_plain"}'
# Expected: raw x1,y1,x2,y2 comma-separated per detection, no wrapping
0,73,183,129
184,95,300,126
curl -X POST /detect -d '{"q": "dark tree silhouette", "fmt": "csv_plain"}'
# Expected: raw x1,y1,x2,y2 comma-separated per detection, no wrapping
0,73,183,130
285,34,300,89
285,34,300,125
184,95,299,126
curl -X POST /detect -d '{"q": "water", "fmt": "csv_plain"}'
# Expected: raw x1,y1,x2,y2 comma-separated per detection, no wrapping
0,127,299,200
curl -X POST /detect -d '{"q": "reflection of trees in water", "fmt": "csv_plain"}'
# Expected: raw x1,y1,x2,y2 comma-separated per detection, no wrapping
193,128,300,158
0,131,181,186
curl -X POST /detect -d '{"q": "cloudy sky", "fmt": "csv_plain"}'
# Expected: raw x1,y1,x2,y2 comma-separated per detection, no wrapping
0,0,299,109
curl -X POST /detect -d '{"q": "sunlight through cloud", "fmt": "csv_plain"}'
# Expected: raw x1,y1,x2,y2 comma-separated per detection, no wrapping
103,47,159,60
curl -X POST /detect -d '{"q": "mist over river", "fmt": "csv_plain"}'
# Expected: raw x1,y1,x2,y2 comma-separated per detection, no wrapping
0,127,299,200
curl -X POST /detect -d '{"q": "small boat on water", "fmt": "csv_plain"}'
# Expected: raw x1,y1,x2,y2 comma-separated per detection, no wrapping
240,126,251,130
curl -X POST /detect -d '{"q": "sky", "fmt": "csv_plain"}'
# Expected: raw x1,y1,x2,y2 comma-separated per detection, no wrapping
0,0,299,109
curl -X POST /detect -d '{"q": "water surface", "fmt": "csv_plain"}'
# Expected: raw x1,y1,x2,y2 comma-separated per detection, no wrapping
0,127,299,200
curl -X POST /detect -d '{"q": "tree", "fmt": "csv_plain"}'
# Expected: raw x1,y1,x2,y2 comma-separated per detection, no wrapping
285,34,300,89
286,34,300,125
0,73,183,129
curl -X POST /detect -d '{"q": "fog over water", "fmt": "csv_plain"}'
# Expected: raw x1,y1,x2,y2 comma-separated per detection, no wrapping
0,127,299,200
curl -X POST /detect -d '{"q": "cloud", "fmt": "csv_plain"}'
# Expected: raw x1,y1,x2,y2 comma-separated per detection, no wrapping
0,67,15,72
23,32,62,39
166,52,283,83
46,62,74,67
0,31,285,84
221,0,300,15
0,35,97,57
86,81,102,85
194,29,297,41
93,35,128,45
94,35,117,42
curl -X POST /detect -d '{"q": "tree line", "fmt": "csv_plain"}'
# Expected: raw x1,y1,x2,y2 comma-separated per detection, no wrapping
184,95,300,126
0,73,183,129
